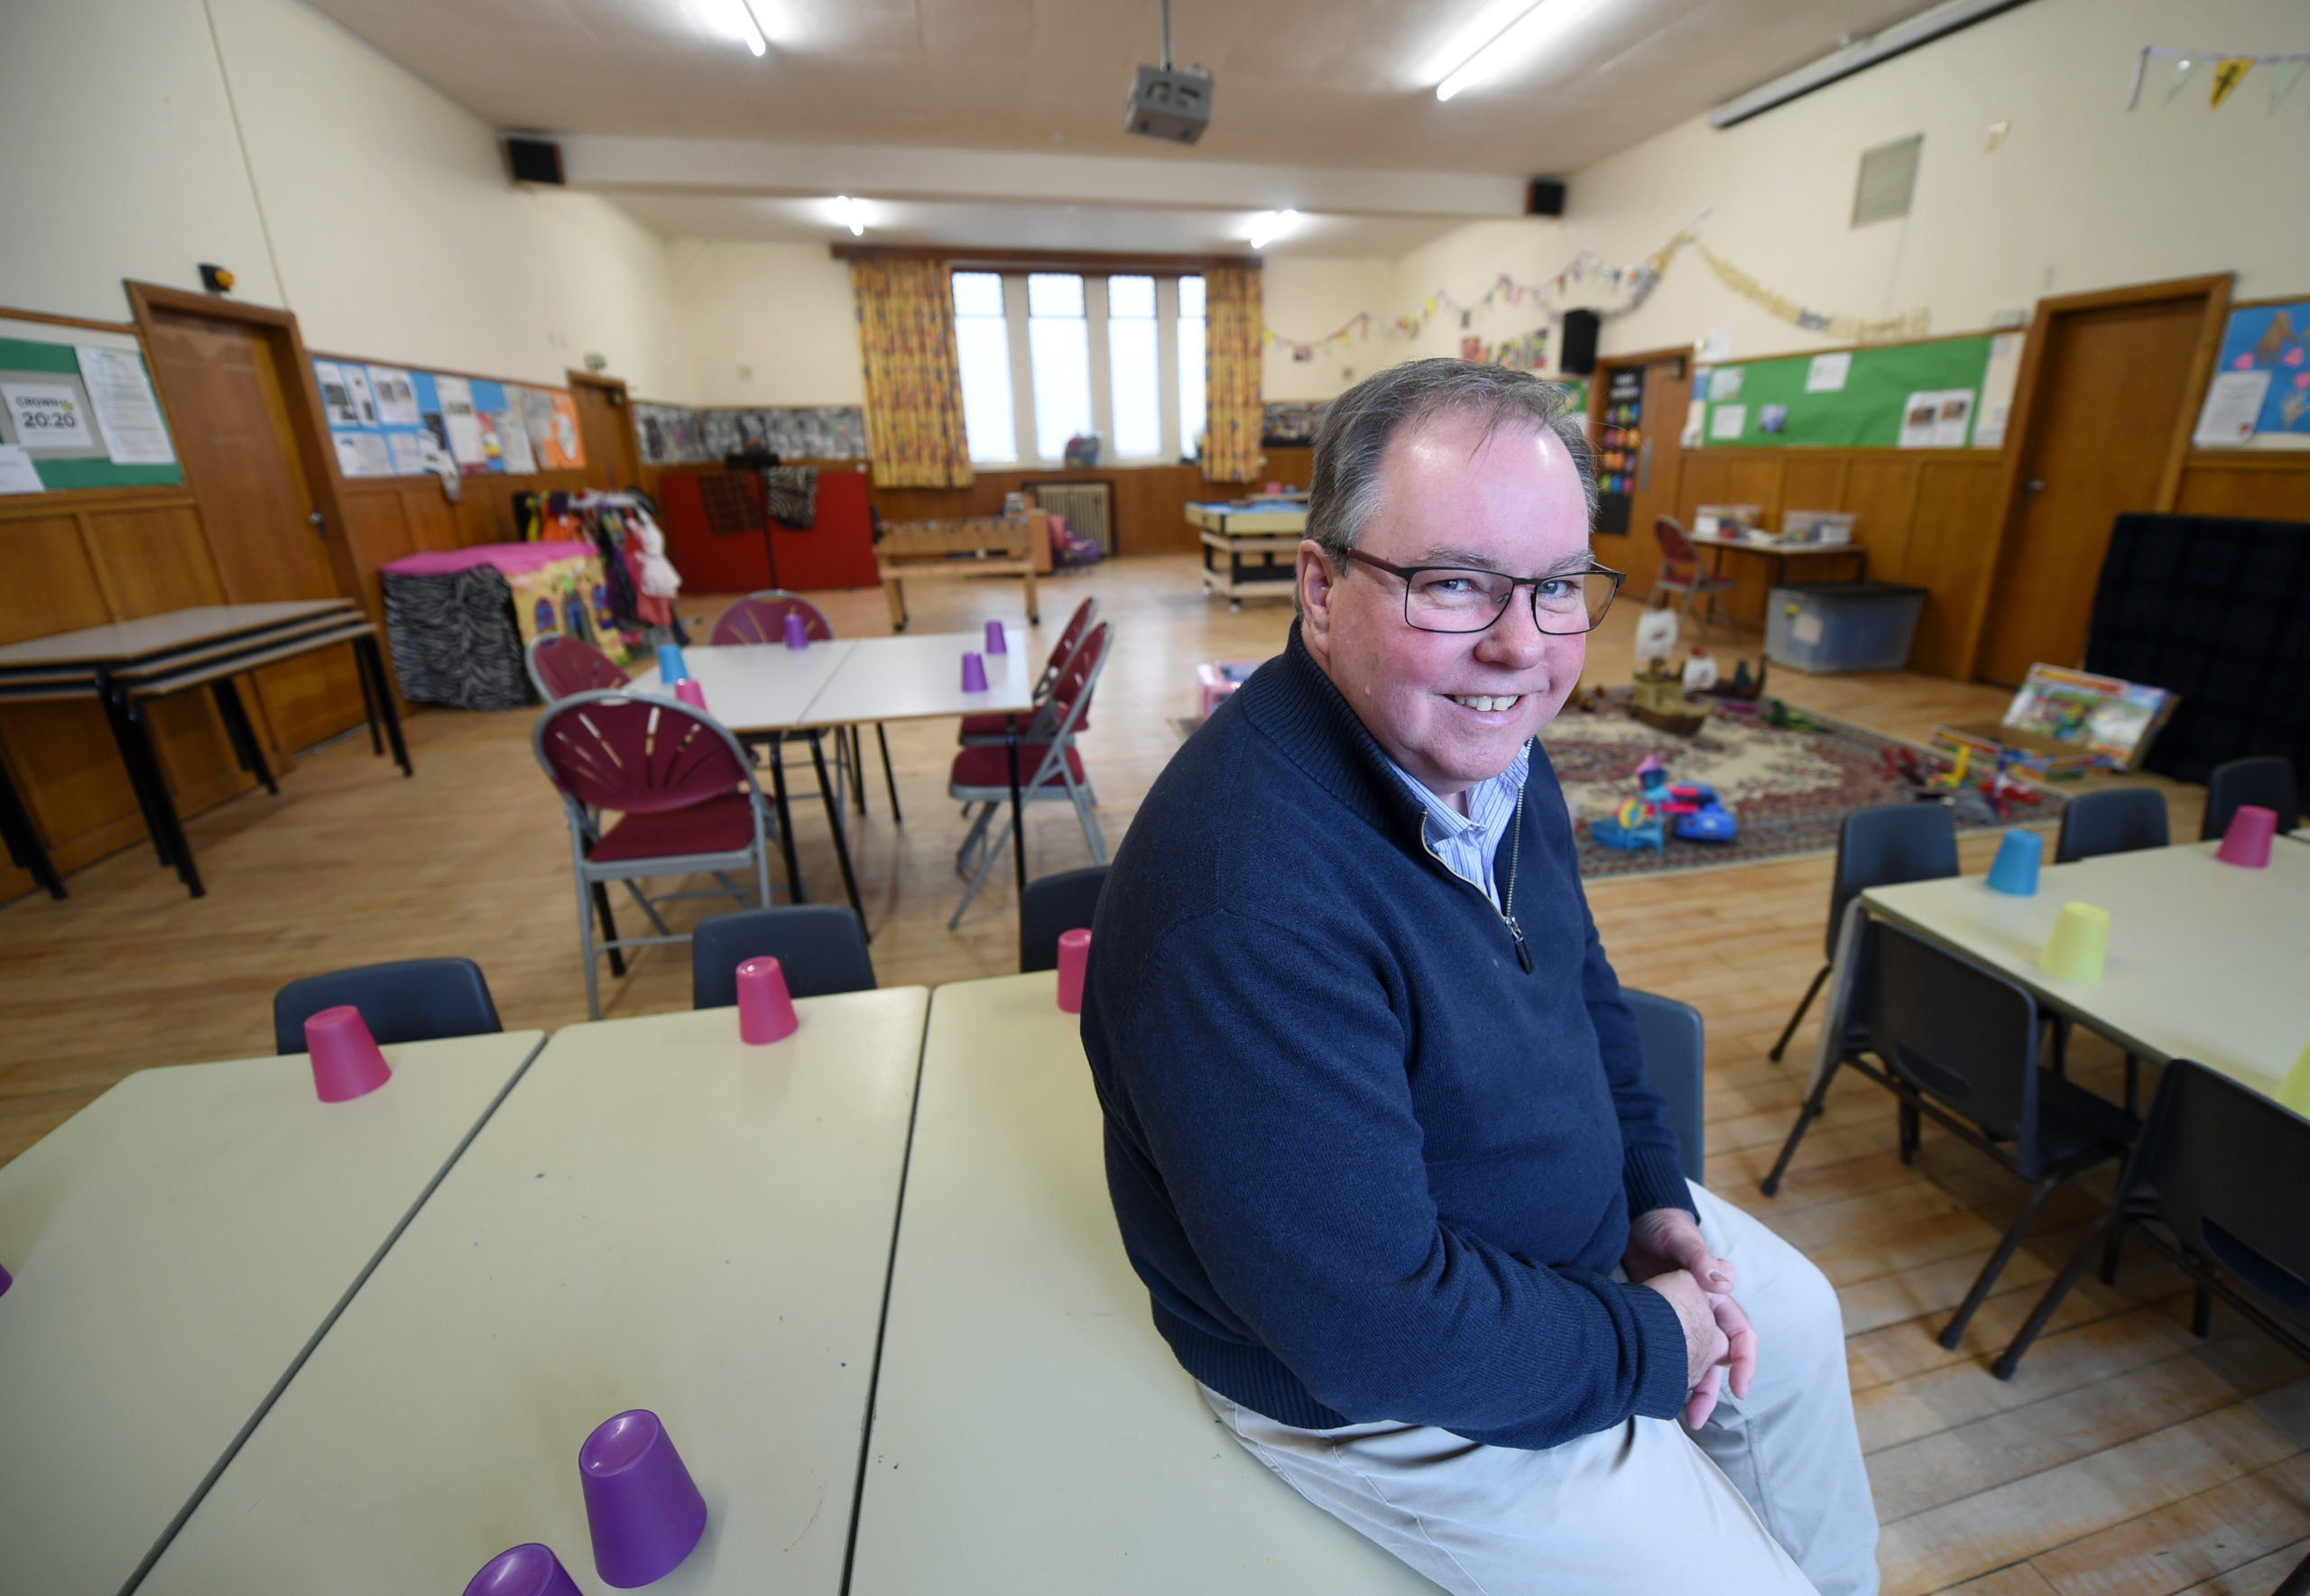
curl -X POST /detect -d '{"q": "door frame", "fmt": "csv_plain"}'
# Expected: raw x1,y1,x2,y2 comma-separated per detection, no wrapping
567,369,638,492
1961,272,2231,680
1584,343,1694,542
125,281,363,607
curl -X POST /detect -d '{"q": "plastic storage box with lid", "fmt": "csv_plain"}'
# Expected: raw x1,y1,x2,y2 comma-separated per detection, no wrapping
1766,582,1926,673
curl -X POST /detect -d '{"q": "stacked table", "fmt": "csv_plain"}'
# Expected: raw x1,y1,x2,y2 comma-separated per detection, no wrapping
1187,500,1306,609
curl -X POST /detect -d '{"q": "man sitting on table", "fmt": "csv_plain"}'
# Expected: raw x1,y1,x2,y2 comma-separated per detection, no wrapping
1079,360,1877,1596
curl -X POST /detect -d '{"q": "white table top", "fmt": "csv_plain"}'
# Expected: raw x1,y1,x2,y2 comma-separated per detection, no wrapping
1686,530,1853,553
141,991,930,1596
848,973,1431,1596
0,1031,545,1596
1187,503,1307,534
628,640,858,733
790,628,1033,729
1862,840,2310,1094
0,600,356,669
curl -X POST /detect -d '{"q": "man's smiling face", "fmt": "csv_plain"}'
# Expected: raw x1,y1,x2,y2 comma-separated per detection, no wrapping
1298,407,1594,800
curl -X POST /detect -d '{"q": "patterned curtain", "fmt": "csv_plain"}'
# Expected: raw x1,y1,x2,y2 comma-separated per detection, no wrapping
851,258,975,489
1203,266,1264,484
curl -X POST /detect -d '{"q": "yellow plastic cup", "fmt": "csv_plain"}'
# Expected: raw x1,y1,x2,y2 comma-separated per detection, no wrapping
2279,1039,2310,1119
2037,902,2110,983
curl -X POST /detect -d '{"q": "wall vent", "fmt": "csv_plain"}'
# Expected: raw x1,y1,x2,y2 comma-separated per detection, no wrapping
1852,134,1923,226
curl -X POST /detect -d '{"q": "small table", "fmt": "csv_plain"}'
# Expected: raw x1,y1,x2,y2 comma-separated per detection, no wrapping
0,602,409,897
138,992,929,1596
875,514,1043,631
848,973,1433,1596
1686,530,1868,598
1836,841,2310,1101
0,1030,545,1596
1188,500,1305,609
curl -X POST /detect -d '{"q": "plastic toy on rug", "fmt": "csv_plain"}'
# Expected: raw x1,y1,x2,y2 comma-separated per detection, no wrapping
1880,741,2045,824
1589,756,1737,851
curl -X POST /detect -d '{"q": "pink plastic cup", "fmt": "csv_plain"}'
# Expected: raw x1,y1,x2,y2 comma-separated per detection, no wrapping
961,651,988,692
672,678,707,712
984,619,1008,654
464,1543,584,1596
303,1006,393,1102
736,955,799,1044
782,611,809,650
2216,804,2277,869
579,1409,708,1589
1056,927,1091,1014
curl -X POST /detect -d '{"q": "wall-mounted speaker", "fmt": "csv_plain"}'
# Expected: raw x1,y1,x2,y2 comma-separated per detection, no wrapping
1560,309,1600,375
1526,178,1566,217
504,135,565,186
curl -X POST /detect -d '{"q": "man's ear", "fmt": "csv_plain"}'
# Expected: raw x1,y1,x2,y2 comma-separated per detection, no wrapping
1297,540,1335,650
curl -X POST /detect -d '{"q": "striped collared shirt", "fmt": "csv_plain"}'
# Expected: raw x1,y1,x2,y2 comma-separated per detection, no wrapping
1383,742,1531,909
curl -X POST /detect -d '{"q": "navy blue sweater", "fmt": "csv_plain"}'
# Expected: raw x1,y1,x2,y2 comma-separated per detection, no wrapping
1080,626,1695,1448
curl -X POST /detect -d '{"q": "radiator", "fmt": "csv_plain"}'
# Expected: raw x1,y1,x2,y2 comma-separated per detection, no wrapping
1033,483,1113,554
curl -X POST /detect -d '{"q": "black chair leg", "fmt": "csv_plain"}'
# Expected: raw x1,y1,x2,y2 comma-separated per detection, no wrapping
590,882,627,978
2047,1015,2069,1077
1898,1101,1922,1167
2099,1222,2125,1285
1769,964,1829,1063
1760,1058,1843,1197
876,724,902,823
1939,1174,2063,1350
2192,1279,2214,1339
1993,1208,2120,1379
808,730,868,936
2273,1546,2310,1596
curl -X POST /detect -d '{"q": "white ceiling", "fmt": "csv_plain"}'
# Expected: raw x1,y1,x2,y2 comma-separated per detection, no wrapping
307,0,1951,250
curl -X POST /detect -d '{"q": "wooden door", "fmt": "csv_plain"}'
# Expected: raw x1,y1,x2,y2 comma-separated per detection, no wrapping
1587,350,1691,600
1976,281,2226,685
570,373,639,491
137,300,363,753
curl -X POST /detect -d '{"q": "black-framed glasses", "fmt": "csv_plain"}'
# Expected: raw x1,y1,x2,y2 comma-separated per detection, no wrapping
1344,549,1626,635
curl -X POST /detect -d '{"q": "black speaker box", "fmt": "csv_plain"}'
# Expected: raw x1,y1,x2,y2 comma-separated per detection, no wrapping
505,136,565,185
1527,178,1565,217
1560,309,1600,375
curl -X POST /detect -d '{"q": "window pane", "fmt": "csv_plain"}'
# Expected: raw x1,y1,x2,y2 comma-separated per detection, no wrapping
1108,273,1156,319
1177,275,1206,461
1029,274,1091,461
1109,315,1160,460
952,272,1016,464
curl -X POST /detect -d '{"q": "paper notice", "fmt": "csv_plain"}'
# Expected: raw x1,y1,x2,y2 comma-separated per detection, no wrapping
495,407,538,474
386,432,432,475
315,361,360,429
1,377,102,455
332,430,392,477
1681,398,1705,448
1709,403,1747,440
1898,391,1941,448
343,365,380,427
369,365,422,427
432,374,488,466
76,346,177,465
0,444,44,493
2193,369,2271,447
1805,352,1852,392
1708,366,1744,401
1931,390,1975,448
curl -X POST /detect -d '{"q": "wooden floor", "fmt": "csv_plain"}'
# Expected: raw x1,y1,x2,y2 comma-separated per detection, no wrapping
1,554,2298,1594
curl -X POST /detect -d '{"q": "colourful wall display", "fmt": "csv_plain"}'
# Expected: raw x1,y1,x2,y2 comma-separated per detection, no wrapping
312,358,586,479
2193,301,2310,448
632,403,868,465
1694,335,1997,449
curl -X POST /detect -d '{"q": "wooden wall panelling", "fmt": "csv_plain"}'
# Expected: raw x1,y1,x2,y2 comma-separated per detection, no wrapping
1843,457,1925,578
79,500,227,620
0,507,116,643
1900,459,2006,678
2173,453,2310,521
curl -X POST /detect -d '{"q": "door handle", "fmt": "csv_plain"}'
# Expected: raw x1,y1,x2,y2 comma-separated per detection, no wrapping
2023,478,2046,502
309,509,327,536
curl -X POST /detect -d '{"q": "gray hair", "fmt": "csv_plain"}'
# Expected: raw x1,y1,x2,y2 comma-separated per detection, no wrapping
1304,359,1599,571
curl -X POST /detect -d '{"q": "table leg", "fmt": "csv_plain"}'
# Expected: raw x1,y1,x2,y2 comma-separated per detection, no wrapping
590,882,628,977
97,675,177,870
883,577,908,632
847,725,868,816
355,636,411,776
765,737,807,903
808,730,868,936
1022,567,1040,625
106,684,204,897
210,678,278,796
0,755,65,899
351,643,385,755
875,724,902,823
1006,714,1027,894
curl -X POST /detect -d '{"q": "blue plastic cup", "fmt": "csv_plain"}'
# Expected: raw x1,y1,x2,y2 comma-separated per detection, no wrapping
1986,829,2043,897
655,643,688,685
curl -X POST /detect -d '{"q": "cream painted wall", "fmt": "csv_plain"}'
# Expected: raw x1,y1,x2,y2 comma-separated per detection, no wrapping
1261,258,1403,400
0,0,692,396
664,241,865,407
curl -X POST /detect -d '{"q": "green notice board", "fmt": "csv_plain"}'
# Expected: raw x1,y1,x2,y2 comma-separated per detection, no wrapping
0,335,184,491
1696,335,1993,448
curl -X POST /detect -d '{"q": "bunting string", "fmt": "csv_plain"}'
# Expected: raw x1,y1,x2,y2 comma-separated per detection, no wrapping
2125,45,2310,112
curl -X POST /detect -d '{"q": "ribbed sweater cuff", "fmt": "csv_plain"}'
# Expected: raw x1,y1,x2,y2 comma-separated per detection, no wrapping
1624,1145,1698,1223
1625,1276,1699,1421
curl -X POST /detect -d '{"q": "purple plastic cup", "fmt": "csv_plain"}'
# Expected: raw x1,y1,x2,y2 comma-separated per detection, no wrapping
580,1409,708,1588
304,1006,393,1103
783,611,809,650
1056,927,1091,1014
0,1260,12,1298
984,619,1008,654
464,1543,584,1596
961,651,989,692
736,955,799,1044
672,678,707,712
2216,804,2277,869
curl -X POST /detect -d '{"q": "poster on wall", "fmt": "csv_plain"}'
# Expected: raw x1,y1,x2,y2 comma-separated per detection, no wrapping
314,362,361,429
430,374,490,471
369,365,421,427
75,346,177,465
342,365,380,427
495,400,538,474
2194,302,2310,447
332,430,391,477
0,373,106,457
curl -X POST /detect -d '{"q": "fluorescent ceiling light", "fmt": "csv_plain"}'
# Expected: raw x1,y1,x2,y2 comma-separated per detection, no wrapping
834,196,868,236
698,0,767,55
1246,209,1299,250
1434,0,1610,102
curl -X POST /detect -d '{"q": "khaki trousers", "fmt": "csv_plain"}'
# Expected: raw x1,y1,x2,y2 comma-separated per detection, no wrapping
1200,1181,1878,1596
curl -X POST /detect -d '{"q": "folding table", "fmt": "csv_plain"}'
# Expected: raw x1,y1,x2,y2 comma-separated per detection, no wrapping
1686,529,1868,595
847,973,1432,1595
139,991,929,1596
0,601,409,897
0,1030,544,1596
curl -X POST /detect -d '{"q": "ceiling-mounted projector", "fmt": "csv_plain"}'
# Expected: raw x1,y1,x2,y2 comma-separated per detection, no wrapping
1125,0,1213,144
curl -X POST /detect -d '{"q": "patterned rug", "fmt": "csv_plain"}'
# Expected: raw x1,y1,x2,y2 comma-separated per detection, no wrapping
1172,695,2064,880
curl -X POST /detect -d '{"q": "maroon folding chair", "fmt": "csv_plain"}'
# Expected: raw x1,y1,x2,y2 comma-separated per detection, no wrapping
959,595,1098,748
947,623,1110,927
526,634,631,703
711,590,897,823
534,690,777,1019
1651,516,1737,623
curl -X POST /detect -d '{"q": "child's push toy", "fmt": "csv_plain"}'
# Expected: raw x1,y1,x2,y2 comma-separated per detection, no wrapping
1589,756,1738,852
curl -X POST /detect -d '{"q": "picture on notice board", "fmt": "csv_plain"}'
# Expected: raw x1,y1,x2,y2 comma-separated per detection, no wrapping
342,366,380,428
369,365,422,427
75,346,177,466
1899,392,1941,448
0,372,107,457
495,403,538,474
431,374,489,470
385,431,432,476
1932,391,1975,447
314,362,361,429
2194,301,2310,447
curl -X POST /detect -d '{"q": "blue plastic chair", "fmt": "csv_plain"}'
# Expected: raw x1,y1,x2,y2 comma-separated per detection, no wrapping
273,958,502,1055
691,905,877,1009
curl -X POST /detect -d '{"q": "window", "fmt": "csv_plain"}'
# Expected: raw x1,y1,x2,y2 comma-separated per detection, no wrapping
953,272,1017,465
947,268,1205,467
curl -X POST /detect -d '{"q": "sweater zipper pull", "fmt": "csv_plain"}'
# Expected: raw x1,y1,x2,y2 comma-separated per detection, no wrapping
1507,915,1534,973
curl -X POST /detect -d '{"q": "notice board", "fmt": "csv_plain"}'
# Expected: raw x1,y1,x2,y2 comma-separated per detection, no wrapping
0,329,182,493
1694,334,2001,450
